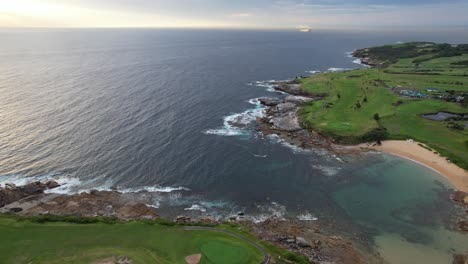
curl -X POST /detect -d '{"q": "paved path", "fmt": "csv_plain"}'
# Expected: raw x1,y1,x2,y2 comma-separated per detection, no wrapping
184,226,270,264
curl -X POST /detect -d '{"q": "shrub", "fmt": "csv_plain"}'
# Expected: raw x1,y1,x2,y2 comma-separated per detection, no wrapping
361,127,388,142
373,113,380,121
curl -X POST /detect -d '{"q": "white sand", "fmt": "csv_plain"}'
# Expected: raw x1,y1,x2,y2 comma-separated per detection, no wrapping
361,140,468,192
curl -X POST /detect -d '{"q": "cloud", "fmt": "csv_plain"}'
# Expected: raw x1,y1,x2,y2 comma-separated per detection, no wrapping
230,13,253,17
0,0,467,28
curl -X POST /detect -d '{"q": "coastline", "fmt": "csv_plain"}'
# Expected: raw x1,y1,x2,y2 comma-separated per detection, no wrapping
361,140,468,192
254,79,468,193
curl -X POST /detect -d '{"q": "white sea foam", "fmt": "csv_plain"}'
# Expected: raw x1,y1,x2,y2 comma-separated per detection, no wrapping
297,212,318,221
267,134,310,154
251,80,291,94
249,201,287,223
119,186,189,193
307,70,321,74
0,172,189,196
312,165,341,176
146,202,161,209
328,67,351,72
184,204,207,212
204,98,266,137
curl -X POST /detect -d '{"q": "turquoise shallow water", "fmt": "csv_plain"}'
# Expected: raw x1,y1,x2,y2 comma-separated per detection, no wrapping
333,154,467,264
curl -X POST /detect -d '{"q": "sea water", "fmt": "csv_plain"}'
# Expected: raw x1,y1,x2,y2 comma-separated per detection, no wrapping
1,28,467,263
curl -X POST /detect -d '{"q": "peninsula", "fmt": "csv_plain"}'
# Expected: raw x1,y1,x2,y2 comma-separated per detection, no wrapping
258,42,468,191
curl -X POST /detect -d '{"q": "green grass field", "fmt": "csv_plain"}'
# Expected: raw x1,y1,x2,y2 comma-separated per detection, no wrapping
299,42,468,169
0,216,268,264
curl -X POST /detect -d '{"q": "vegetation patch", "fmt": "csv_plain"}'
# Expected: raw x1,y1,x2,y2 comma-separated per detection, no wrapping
299,42,468,169
0,215,269,264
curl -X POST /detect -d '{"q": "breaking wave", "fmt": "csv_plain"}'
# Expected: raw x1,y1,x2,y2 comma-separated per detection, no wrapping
184,204,207,212
312,165,341,176
328,67,351,72
250,80,289,94
248,201,287,223
0,172,189,195
266,134,310,154
297,212,318,221
204,98,266,136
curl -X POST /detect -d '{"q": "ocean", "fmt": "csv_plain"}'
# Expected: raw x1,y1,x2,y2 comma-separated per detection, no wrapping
0,28,467,263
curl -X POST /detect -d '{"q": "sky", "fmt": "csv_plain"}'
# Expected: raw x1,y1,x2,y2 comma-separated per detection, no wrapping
0,0,467,29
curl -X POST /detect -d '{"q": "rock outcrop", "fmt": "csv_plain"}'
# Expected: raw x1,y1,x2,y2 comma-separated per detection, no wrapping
0,183,159,220
0,181,60,208
242,219,385,264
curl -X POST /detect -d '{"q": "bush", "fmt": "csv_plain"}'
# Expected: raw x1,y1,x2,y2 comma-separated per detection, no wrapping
361,127,388,142
27,215,118,224
284,252,309,264
373,113,380,121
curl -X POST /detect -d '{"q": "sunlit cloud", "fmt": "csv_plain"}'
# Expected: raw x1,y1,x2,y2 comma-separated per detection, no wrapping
0,0,467,29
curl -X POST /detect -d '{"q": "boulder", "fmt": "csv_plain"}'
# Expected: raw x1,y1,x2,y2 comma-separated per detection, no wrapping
9,207,23,213
452,191,468,206
5,183,16,190
275,102,297,113
285,95,314,104
1,181,51,208
295,236,311,247
259,98,282,106
45,180,60,189
453,254,468,264
20,181,48,195
176,216,192,224
270,112,302,132
458,220,468,232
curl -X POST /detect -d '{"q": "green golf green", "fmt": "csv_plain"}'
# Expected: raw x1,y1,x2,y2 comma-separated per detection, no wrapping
0,217,265,264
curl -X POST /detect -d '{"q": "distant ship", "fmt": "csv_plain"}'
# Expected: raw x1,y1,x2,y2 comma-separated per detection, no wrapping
299,27,312,32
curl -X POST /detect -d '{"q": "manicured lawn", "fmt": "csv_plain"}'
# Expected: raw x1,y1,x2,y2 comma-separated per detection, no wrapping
0,217,264,264
298,51,468,169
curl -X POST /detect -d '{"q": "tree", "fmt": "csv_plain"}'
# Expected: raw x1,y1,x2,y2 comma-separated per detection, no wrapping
373,113,380,121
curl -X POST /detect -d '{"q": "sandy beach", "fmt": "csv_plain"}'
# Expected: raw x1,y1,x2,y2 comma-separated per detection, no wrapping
361,140,468,192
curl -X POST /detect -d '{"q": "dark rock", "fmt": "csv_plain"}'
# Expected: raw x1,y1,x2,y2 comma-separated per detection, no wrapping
452,191,468,206
9,207,23,213
5,183,16,190
457,220,468,232
275,102,297,113
176,216,192,224
259,98,282,107
237,211,245,216
198,216,219,225
45,180,60,189
453,254,468,264
1,181,51,208
20,181,48,195
296,236,311,247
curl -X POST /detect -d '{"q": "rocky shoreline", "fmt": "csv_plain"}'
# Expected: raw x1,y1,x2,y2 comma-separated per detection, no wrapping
253,79,366,156
0,180,387,264
2,178,467,263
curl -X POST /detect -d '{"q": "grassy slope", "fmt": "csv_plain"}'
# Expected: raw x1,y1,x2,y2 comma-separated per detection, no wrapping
0,217,266,264
299,44,468,169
